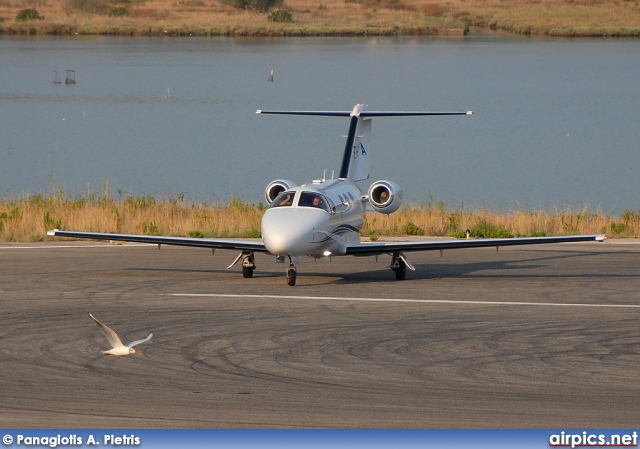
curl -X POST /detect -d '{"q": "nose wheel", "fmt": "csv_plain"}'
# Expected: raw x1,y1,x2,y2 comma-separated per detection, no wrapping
287,265,297,286
287,268,297,286
286,256,297,286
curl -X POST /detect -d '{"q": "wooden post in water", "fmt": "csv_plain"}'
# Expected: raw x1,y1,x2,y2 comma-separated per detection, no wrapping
65,70,76,84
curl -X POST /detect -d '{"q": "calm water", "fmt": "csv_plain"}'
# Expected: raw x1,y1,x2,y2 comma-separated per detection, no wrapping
1,35,638,214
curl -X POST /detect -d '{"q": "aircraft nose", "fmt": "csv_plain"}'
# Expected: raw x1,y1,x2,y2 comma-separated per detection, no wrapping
262,208,329,256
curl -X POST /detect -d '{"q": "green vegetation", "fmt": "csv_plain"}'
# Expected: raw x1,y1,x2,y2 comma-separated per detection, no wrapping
452,218,512,239
107,7,130,17
222,0,283,13
15,8,43,21
402,222,424,236
268,8,293,23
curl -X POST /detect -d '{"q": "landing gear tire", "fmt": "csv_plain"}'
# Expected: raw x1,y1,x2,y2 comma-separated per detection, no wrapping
241,252,255,279
287,268,297,286
393,258,407,281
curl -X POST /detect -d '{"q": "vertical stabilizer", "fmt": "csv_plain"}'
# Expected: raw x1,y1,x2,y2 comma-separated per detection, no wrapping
344,118,371,181
338,104,371,181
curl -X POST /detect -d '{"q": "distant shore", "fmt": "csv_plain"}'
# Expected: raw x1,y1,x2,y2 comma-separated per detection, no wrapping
2,0,640,37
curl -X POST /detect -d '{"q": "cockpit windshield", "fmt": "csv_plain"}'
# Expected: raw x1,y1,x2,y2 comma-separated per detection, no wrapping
270,191,295,208
269,190,332,213
298,192,331,213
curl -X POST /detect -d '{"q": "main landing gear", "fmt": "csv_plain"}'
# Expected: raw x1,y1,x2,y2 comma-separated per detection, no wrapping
390,252,414,281
228,251,256,278
242,252,256,278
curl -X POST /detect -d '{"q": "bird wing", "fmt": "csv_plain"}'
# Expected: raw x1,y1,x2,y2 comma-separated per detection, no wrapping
88,313,126,350
127,333,153,348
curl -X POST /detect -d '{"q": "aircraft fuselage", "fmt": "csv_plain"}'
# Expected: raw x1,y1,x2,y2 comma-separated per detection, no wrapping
262,179,366,258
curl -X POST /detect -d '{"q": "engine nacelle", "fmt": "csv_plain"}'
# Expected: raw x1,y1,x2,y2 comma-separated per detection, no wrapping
264,179,297,204
367,180,402,214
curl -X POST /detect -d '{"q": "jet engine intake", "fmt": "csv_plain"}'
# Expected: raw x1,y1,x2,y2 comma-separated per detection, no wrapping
368,180,402,214
265,179,297,204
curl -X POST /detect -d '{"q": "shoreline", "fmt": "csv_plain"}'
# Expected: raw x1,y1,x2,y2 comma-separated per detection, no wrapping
2,24,639,39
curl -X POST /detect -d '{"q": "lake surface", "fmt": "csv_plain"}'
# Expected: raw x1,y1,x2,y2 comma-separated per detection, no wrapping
1,35,638,214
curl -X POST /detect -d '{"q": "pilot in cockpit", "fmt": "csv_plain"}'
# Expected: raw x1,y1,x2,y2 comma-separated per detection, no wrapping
272,192,293,207
280,193,292,206
298,192,329,212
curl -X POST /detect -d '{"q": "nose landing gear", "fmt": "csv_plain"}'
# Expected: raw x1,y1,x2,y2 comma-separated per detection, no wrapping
287,266,297,286
286,256,297,286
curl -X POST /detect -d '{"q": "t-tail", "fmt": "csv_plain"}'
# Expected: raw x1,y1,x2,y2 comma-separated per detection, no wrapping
340,104,371,181
256,104,473,182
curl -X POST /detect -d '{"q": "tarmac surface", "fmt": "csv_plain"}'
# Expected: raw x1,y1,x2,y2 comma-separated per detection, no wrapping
1,239,639,428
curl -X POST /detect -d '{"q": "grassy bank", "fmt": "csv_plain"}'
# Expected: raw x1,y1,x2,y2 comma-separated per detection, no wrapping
1,190,638,242
1,0,639,37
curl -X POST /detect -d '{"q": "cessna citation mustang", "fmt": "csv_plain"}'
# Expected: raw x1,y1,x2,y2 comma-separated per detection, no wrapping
48,104,606,286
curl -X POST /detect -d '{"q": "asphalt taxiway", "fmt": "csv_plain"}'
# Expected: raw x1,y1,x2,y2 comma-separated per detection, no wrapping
1,239,639,427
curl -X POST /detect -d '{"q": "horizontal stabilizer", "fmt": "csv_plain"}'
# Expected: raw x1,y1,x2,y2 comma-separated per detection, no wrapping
257,109,473,117
257,104,474,181
257,110,352,117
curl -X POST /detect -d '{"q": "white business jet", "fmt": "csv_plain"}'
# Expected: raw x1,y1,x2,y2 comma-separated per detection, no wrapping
48,104,605,286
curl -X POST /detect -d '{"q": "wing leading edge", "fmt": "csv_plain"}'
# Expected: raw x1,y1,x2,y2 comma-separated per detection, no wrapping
345,234,606,256
46,230,268,252
47,230,605,255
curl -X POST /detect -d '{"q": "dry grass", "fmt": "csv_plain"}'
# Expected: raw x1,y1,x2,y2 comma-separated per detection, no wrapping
362,204,640,239
0,190,264,242
0,0,465,36
1,190,638,242
460,0,640,36
2,0,639,36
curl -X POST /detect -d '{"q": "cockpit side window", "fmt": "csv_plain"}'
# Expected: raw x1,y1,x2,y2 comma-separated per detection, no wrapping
298,192,330,213
270,191,295,208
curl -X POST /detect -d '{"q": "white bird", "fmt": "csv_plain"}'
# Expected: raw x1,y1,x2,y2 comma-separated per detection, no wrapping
88,313,153,356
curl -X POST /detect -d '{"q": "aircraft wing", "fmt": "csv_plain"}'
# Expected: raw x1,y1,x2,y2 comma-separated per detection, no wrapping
345,234,606,256
46,230,269,252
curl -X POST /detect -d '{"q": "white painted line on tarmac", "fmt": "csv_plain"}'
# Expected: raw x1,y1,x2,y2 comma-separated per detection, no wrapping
0,244,150,249
169,293,640,309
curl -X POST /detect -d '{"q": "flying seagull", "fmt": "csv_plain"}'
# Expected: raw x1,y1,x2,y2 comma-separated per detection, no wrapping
88,312,153,356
